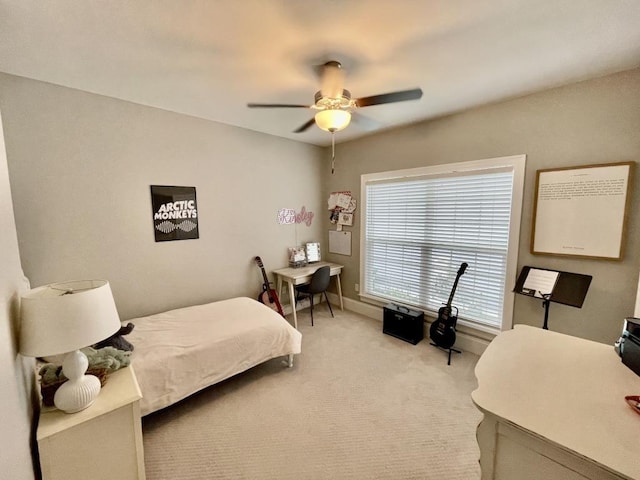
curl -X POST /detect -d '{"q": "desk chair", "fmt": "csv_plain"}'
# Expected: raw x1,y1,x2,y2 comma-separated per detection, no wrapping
295,265,334,326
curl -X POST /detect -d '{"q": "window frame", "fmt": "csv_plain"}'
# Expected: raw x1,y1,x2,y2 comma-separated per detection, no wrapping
359,155,526,334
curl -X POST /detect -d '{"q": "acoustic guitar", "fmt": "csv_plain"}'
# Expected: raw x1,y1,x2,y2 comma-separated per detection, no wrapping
254,256,284,317
429,262,468,349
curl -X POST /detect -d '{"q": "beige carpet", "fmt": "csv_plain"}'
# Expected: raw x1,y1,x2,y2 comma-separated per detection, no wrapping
142,307,482,479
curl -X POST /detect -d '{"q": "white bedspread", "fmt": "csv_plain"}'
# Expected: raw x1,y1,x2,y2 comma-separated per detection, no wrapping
126,297,301,415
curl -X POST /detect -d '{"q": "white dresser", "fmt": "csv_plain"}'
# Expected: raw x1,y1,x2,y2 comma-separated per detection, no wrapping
472,325,640,480
37,366,146,480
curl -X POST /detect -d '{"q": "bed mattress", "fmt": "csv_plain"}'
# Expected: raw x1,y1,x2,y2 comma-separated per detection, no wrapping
126,296,301,415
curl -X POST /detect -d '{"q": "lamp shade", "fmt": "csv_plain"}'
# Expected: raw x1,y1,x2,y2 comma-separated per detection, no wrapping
315,109,351,132
20,280,121,357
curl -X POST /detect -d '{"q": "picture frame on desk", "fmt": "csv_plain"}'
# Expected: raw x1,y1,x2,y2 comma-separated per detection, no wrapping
305,242,321,263
288,246,307,268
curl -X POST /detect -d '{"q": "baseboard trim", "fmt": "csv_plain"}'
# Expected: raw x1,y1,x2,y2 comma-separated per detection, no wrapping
327,293,491,356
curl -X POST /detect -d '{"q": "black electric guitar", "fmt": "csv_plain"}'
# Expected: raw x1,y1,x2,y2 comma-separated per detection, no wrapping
429,262,468,349
254,256,285,317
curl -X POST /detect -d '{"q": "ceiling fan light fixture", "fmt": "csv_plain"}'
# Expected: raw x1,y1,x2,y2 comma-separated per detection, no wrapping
247,61,422,137
315,109,351,132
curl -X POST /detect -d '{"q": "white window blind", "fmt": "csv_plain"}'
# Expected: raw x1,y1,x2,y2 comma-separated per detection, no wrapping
363,166,517,329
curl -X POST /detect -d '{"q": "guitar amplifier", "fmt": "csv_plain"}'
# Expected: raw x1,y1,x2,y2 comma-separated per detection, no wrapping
383,303,424,345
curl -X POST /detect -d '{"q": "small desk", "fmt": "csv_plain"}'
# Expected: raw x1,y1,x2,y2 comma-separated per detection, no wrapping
273,261,344,329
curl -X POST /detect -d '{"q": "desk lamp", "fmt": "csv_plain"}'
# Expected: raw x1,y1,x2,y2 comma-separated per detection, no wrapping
19,280,121,413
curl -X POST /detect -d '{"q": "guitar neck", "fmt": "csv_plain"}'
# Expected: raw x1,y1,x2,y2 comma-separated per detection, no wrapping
446,277,461,308
445,263,468,308
254,257,271,289
260,267,270,289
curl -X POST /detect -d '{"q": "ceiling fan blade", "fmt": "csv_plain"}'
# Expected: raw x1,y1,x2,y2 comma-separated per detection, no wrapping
351,112,382,131
293,118,316,133
355,88,423,108
247,103,310,108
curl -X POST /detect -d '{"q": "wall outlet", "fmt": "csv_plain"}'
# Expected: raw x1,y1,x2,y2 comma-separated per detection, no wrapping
355,283,359,292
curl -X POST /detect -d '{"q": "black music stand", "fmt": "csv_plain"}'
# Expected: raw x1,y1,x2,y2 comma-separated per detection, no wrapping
513,266,592,330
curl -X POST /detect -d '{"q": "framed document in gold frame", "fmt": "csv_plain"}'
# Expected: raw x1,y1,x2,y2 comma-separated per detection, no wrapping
531,161,634,260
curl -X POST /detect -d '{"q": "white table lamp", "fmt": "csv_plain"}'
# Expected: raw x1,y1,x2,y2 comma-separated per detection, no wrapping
20,280,122,413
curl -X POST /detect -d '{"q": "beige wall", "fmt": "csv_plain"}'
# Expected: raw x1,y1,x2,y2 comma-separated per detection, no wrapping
0,73,322,478
0,108,36,478
323,68,640,344
3,69,639,342
0,73,325,320
1,66,638,478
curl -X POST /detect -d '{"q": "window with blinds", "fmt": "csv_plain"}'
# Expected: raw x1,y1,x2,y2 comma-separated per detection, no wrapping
360,156,525,332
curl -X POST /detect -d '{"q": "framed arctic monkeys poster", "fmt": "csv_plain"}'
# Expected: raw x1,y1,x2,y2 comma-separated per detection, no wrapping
150,185,199,242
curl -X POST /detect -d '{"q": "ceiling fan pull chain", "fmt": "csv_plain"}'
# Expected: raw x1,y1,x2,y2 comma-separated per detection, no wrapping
331,133,336,174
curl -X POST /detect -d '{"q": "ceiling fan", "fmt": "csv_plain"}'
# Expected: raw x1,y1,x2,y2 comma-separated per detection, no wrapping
247,61,423,135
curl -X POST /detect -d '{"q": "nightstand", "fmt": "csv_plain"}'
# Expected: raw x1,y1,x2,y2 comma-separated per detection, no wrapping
37,366,146,480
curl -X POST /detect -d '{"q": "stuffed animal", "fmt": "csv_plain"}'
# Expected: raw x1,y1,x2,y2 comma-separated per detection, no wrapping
93,322,135,351
83,346,131,371
39,346,131,384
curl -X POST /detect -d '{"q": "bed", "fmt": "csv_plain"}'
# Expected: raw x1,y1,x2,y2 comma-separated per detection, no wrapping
125,296,302,416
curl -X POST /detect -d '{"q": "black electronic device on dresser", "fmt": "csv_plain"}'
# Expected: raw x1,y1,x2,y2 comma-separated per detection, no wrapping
618,317,640,376
383,303,424,345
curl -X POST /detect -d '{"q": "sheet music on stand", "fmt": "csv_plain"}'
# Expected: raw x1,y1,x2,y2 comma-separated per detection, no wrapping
521,268,559,299
514,266,592,329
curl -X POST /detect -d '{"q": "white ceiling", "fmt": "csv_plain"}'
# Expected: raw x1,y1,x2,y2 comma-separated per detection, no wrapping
1,0,640,147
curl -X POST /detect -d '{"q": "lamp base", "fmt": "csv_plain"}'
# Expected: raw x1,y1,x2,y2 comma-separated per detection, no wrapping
53,349,102,413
